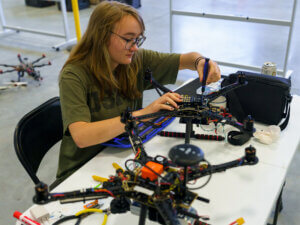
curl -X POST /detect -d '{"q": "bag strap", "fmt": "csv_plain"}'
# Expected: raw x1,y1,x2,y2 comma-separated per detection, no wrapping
227,131,251,146
225,88,246,123
222,73,247,123
279,94,292,130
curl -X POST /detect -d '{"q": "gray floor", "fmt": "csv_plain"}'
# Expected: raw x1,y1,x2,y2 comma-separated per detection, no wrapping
0,0,300,224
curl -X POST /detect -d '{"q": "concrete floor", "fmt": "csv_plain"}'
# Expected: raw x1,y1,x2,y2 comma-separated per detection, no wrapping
0,0,299,224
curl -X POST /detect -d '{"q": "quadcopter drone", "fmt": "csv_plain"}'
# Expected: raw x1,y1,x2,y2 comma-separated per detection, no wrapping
132,66,255,146
34,105,258,224
0,54,51,84
103,60,255,148
32,60,258,225
33,115,258,225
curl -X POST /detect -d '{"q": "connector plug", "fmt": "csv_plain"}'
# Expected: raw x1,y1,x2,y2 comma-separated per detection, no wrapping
30,205,49,223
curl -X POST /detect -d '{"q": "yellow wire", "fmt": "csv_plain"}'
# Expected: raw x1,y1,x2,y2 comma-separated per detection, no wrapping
75,208,108,225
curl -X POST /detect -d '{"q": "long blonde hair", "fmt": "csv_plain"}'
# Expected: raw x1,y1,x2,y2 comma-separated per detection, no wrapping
63,1,145,100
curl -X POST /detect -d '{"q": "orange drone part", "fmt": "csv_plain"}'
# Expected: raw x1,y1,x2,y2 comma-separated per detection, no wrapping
141,161,163,181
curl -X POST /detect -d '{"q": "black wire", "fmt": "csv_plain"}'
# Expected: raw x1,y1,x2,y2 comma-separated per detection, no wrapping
188,159,212,190
74,217,82,225
52,215,81,225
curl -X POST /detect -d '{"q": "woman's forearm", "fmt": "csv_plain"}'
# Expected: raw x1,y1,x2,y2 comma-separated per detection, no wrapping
69,109,145,148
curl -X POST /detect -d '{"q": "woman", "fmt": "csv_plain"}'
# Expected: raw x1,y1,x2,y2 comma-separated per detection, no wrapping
55,1,220,187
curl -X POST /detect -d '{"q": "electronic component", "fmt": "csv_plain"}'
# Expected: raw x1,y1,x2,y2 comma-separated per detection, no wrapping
141,161,164,181
29,205,49,223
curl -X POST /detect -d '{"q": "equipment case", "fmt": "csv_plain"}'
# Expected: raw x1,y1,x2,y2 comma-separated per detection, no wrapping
25,0,55,7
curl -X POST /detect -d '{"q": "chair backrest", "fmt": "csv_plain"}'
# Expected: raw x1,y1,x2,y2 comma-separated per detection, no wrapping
14,97,63,185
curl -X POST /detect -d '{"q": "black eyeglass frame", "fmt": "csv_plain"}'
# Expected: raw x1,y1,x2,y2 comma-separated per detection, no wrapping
110,31,146,50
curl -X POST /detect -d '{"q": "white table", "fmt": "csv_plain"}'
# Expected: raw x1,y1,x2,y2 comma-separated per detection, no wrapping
18,95,300,225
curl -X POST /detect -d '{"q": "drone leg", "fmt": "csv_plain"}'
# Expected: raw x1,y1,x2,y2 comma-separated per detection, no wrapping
17,71,22,82
183,166,188,189
138,204,148,225
153,199,181,225
185,118,193,144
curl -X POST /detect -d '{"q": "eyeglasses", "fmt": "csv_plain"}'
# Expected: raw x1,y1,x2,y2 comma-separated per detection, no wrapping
110,31,146,50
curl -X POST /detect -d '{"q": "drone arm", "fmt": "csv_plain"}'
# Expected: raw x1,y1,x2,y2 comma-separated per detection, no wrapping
17,54,24,64
132,110,176,122
31,54,46,65
176,208,210,225
206,158,244,174
188,146,258,181
0,68,17,74
206,81,246,104
33,182,119,205
34,188,114,205
188,158,243,181
206,73,247,104
33,62,51,68
144,69,173,95
132,108,247,135
121,109,150,163
0,63,17,68
200,110,254,135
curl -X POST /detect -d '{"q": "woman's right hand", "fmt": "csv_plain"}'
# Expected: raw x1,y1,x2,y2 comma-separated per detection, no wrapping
139,92,183,116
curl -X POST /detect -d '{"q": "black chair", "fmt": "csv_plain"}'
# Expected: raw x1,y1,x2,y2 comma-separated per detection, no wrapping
14,97,63,185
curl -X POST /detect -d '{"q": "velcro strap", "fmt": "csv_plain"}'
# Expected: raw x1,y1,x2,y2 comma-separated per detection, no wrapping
227,131,251,146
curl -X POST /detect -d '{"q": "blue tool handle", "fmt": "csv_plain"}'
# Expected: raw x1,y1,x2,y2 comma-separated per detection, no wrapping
201,58,210,94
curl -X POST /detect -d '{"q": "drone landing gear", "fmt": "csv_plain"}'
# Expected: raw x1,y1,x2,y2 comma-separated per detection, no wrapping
138,202,181,225
138,204,148,225
159,118,225,144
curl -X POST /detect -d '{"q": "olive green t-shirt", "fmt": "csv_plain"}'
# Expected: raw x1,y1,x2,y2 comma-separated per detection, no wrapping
57,49,180,182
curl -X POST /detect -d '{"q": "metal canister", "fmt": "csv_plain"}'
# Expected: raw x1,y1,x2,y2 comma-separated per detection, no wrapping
261,62,277,76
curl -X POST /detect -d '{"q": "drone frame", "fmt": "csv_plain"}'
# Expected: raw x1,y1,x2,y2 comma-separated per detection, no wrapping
0,54,51,82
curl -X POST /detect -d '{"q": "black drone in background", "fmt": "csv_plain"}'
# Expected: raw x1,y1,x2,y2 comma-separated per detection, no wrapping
0,54,51,83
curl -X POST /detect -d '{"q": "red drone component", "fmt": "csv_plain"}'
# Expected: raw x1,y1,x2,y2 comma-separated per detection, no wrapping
141,161,164,181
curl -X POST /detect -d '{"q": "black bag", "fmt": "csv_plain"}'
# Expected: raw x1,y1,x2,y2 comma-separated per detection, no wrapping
221,71,292,130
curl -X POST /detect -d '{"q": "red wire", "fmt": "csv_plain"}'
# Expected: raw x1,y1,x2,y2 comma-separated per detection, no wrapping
93,189,115,198
134,148,141,159
52,194,65,197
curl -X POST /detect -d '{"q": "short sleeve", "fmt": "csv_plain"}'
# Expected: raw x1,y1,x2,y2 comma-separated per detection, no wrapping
59,68,91,134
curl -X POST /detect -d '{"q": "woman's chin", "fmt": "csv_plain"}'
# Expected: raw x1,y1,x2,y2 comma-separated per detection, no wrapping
122,58,132,65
